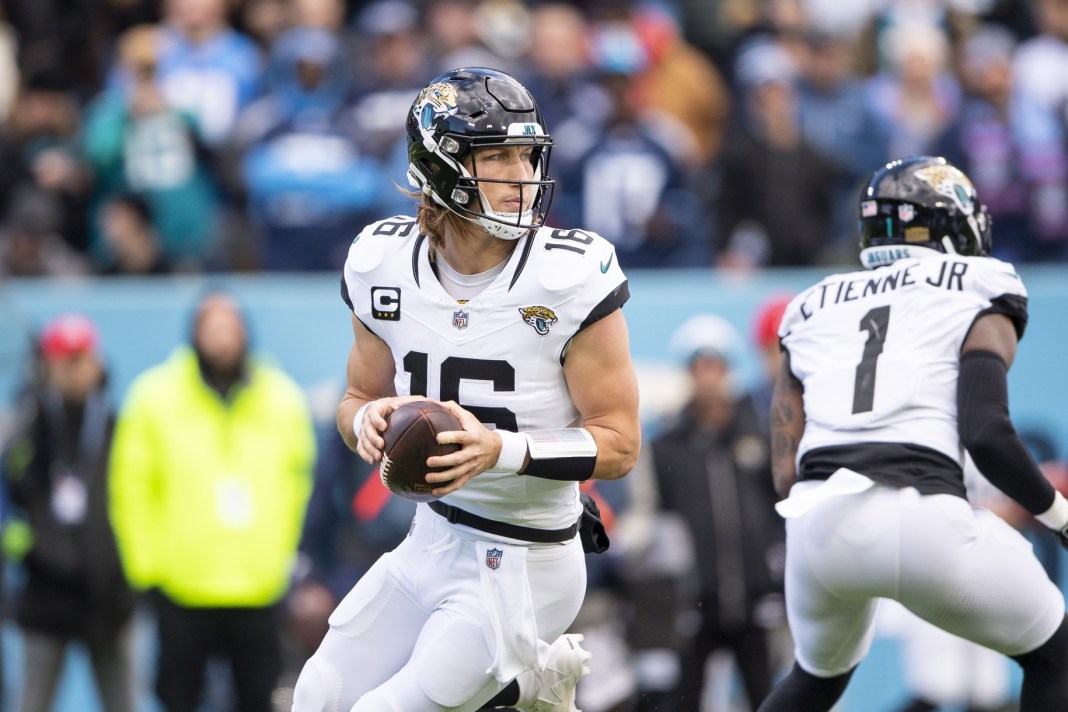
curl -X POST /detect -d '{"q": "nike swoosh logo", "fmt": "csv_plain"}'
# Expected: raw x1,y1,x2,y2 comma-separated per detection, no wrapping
600,253,614,273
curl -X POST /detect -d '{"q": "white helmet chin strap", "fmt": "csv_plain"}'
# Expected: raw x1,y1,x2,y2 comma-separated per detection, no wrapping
478,209,535,240
473,184,537,240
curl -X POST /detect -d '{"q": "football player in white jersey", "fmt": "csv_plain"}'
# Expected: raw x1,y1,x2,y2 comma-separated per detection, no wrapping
757,156,1068,711
290,68,640,712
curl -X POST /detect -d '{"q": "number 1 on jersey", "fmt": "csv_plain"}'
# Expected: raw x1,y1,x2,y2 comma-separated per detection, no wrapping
852,305,890,414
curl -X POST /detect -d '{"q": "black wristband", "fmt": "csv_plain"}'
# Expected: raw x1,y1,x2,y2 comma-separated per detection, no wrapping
523,456,596,481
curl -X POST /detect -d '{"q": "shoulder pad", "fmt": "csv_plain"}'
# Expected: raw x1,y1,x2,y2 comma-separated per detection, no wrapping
535,227,618,293
346,216,418,274
966,257,1029,338
968,256,1027,300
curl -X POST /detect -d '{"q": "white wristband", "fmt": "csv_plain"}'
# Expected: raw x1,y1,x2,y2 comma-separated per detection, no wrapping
489,430,527,473
353,402,371,439
1036,490,1068,531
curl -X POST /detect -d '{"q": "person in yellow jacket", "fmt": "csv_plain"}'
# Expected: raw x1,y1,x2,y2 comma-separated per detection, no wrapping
109,291,316,712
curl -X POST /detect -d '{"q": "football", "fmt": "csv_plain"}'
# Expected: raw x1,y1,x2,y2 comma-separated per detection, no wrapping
380,400,462,502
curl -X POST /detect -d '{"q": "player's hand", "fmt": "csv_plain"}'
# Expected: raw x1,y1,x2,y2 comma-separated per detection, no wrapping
424,400,502,496
354,395,429,465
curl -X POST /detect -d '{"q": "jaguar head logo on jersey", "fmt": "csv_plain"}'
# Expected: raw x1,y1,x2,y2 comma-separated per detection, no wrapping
486,548,503,570
519,306,558,335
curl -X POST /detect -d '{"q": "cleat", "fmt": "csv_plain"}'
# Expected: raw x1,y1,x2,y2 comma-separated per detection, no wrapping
519,633,592,712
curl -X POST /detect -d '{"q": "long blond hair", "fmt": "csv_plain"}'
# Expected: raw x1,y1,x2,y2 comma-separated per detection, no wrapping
405,190,473,250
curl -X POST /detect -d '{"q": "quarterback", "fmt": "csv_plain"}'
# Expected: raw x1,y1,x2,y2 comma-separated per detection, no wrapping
291,68,640,712
757,156,1068,711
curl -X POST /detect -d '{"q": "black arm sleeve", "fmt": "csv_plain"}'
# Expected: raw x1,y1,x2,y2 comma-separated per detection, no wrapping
957,350,1055,515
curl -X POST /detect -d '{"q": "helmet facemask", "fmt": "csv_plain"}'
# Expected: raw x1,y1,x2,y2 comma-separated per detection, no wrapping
453,136,554,240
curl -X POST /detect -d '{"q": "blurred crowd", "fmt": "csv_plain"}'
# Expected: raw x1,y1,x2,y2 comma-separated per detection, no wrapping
3,0,1068,277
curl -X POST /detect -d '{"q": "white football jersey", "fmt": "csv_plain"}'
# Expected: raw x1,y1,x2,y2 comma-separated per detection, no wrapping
341,216,629,530
779,253,1028,468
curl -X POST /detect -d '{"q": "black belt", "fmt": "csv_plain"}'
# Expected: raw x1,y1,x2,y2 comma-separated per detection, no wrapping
428,500,579,543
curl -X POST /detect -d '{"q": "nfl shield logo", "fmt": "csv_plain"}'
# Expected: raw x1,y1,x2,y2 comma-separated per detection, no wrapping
452,309,469,330
898,203,915,223
485,548,503,570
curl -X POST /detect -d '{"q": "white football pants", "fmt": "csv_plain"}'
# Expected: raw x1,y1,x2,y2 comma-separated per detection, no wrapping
291,504,587,711
781,480,1065,677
